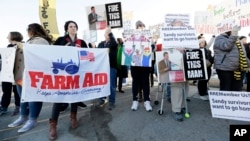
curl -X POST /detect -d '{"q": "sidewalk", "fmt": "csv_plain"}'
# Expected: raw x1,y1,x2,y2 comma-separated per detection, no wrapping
0,78,249,141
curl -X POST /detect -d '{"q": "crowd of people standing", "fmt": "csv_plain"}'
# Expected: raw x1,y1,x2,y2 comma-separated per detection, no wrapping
0,17,250,140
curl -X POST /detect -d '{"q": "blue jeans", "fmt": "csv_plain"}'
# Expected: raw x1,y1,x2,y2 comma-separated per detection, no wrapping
16,85,43,120
162,83,171,99
109,68,117,105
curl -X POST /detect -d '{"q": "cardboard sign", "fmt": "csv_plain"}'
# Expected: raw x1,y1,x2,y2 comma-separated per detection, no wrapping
105,2,123,28
183,48,208,80
122,29,152,67
209,90,250,122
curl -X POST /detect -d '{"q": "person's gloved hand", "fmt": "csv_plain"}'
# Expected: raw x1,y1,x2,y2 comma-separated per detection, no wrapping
212,35,216,38
232,25,241,36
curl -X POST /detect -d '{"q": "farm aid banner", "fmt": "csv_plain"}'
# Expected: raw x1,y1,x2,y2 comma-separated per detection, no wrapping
21,44,110,103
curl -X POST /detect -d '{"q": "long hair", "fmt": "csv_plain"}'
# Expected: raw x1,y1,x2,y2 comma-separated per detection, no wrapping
27,23,52,44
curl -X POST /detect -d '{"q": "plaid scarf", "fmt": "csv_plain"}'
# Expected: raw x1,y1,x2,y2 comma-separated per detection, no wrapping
234,40,248,80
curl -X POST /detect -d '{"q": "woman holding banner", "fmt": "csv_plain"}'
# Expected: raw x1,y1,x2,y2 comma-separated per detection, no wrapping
48,20,88,140
8,23,52,133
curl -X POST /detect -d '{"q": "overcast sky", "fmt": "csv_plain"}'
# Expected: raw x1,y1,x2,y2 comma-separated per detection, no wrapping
0,0,226,47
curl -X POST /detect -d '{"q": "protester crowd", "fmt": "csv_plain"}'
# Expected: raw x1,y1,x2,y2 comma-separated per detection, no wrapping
0,17,250,140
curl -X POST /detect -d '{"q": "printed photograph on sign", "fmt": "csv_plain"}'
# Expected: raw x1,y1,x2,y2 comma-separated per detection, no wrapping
155,48,185,83
86,4,107,31
183,48,208,80
105,2,123,29
164,13,190,26
122,29,152,67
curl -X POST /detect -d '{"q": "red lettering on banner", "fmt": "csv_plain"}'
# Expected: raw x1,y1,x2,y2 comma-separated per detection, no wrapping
195,24,216,34
83,72,108,87
29,71,107,89
29,72,43,88
240,18,250,27
94,73,108,85
83,73,93,87
65,76,80,89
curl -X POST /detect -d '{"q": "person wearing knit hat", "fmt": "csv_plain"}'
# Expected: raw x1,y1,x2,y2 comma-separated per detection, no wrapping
131,20,152,112
197,34,215,101
213,25,248,91
135,20,145,29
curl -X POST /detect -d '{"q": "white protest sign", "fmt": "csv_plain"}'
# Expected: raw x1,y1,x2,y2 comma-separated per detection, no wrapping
160,26,199,49
21,44,110,103
165,13,190,26
0,48,16,83
122,29,152,67
194,11,217,34
209,90,250,122
216,19,237,34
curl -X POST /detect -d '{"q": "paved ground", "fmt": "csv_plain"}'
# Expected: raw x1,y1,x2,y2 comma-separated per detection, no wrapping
0,77,249,141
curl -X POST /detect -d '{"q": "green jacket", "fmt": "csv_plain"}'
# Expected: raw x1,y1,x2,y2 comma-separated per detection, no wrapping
117,43,123,69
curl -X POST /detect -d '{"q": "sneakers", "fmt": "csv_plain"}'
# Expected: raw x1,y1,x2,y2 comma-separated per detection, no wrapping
173,112,183,122
200,95,209,101
12,106,20,116
77,102,87,109
0,107,7,115
8,116,27,127
17,119,37,133
131,101,139,111
144,101,152,112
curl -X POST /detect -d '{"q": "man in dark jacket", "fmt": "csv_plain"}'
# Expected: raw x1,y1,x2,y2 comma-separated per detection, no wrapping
98,27,118,110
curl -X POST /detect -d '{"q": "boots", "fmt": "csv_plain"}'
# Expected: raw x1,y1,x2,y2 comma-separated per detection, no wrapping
70,112,77,129
49,119,57,140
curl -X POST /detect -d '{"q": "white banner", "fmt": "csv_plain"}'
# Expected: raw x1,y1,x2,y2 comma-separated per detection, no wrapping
0,48,16,83
208,90,250,122
21,44,110,103
160,26,199,49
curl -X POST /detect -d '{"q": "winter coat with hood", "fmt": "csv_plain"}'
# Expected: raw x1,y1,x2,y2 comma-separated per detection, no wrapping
213,33,241,71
